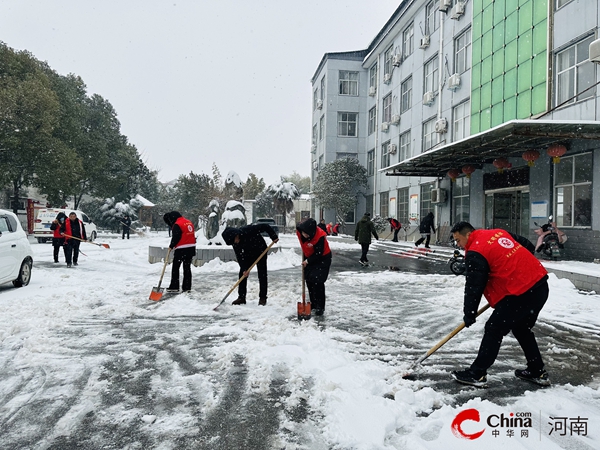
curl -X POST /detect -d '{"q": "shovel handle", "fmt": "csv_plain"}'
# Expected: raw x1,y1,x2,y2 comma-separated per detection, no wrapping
156,248,171,290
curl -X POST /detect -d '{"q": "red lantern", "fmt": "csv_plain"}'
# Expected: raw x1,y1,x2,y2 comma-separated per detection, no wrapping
547,144,567,164
462,164,476,178
492,157,509,173
447,168,461,182
522,150,540,167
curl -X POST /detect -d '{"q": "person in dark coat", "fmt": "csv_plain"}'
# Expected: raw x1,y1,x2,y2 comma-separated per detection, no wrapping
415,212,435,248
222,223,279,306
354,212,378,265
387,217,402,242
50,212,67,263
163,211,197,292
297,218,332,316
122,215,132,239
318,219,328,233
450,222,550,387
63,212,87,268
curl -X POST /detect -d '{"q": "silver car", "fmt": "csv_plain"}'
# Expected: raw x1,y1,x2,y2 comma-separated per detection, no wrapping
0,209,33,288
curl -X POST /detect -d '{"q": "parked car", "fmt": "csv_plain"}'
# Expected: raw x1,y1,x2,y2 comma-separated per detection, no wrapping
0,209,33,288
252,218,280,235
33,208,97,243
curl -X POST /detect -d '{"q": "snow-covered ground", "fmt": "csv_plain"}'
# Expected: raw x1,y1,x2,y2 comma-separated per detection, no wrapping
0,231,599,449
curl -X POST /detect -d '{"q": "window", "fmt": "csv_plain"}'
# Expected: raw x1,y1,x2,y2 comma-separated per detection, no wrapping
344,209,356,224
397,187,409,225
557,0,575,8
399,131,411,161
319,115,325,140
382,94,392,123
318,155,324,170
403,22,414,57
313,88,318,110
380,192,389,218
556,36,595,106
554,152,593,227
420,183,434,219
312,124,318,145
424,55,439,93
339,71,359,96
453,176,470,223
337,152,357,160
368,107,377,135
422,117,438,152
369,64,377,89
320,76,325,100
381,141,391,168
401,76,412,113
453,100,471,141
367,150,375,176
425,1,439,35
384,46,394,78
338,112,357,137
454,28,471,74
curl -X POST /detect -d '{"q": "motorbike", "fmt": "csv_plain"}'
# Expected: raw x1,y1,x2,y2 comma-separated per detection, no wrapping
534,216,567,260
448,249,466,275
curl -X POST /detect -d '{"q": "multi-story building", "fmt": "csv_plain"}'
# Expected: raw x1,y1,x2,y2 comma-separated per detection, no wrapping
311,0,600,260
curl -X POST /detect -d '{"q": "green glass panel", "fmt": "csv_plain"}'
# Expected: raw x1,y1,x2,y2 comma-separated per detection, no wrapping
506,0,519,12
472,38,482,64
473,13,482,40
472,88,481,112
518,30,533,64
504,95,517,121
519,1,533,34
473,0,484,15
532,51,547,85
492,77,504,105
505,68,518,96
492,103,504,127
471,112,481,134
517,90,532,118
482,0,494,8
472,62,482,87
481,56,492,83
505,12,518,42
517,59,532,92
481,108,492,131
482,31,493,58
532,84,547,114
505,40,518,69
493,0,505,25
481,82,492,108
533,0,548,25
519,0,530,7
492,22,505,51
482,6,494,32
533,21,547,54
493,48,504,78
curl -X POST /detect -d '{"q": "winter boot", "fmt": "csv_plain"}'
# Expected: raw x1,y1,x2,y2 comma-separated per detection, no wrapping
232,296,246,305
258,297,267,306
451,369,487,387
166,284,179,293
515,368,551,386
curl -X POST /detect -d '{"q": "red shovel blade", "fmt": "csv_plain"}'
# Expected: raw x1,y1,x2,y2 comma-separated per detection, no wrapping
297,301,311,320
149,287,164,301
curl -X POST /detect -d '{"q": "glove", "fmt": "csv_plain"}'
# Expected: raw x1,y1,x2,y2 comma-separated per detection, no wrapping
463,314,476,328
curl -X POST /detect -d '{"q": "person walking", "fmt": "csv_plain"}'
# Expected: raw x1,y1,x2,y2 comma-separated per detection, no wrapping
318,219,327,233
122,215,132,239
415,212,435,248
222,223,279,306
387,217,402,242
163,211,197,293
63,212,87,268
450,221,550,387
50,212,67,263
296,218,332,316
355,212,378,266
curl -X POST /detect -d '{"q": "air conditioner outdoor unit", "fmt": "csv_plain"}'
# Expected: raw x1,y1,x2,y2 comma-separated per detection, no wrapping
590,38,600,64
420,35,430,49
450,1,465,19
435,118,448,133
316,99,323,109
381,122,390,132
383,73,392,84
448,73,461,91
312,161,318,170
423,91,435,106
388,144,397,154
392,54,403,67
431,188,447,204
368,86,377,96
391,114,400,125
439,0,452,12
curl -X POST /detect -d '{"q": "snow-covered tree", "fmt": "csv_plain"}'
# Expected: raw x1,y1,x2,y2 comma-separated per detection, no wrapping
224,170,243,200
268,180,300,231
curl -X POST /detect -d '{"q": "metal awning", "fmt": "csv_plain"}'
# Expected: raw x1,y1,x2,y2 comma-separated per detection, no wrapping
382,120,600,177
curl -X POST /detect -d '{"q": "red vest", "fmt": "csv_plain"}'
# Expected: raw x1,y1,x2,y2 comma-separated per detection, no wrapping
466,229,547,307
174,216,196,249
297,227,331,258
64,218,84,241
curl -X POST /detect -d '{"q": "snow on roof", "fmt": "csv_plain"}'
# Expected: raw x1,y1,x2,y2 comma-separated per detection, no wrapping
135,194,155,207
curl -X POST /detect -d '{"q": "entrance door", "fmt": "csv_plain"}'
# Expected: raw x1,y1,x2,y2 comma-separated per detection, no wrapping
485,190,529,235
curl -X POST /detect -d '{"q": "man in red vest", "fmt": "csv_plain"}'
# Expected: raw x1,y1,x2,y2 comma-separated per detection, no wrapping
163,211,197,292
450,221,550,387
387,217,402,242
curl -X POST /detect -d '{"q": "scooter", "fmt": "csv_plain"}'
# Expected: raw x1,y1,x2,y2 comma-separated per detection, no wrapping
534,216,567,260
448,249,466,275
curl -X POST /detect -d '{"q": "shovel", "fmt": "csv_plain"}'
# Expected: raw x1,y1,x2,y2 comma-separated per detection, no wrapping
402,303,491,380
149,248,171,301
297,259,311,320
63,234,110,249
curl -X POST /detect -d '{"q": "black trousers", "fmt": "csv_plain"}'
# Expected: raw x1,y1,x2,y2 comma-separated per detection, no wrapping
52,238,66,262
360,243,370,262
392,229,400,242
65,240,81,264
470,278,549,376
169,247,195,291
305,257,331,310
122,227,130,239
238,254,268,299
415,233,431,247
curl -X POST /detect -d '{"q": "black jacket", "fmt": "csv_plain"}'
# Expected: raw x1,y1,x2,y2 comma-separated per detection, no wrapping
222,224,278,265
297,218,332,265
419,212,435,234
164,211,184,249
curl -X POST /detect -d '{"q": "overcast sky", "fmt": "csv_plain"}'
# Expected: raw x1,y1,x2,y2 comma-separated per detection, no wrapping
1,0,400,185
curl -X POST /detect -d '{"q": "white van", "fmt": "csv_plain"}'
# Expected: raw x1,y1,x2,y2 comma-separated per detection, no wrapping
33,209,98,243
0,209,33,288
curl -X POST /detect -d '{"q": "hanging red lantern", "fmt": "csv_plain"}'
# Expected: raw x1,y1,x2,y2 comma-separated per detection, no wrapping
547,144,567,164
492,157,509,173
462,164,476,178
522,149,540,167
447,168,461,182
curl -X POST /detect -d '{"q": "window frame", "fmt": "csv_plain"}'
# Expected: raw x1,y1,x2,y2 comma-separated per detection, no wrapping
401,76,412,113
397,187,409,225
367,149,375,176
422,116,439,153
381,141,391,168
555,35,596,106
384,46,394,77
382,94,392,124
337,112,358,137
368,107,377,135
452,100,471,142
319,115,325,141
380,191,389,219
338,70,359,96
454,28,471,75
554,152,593,228
403,22,414,58
425,1,439,36
399,130,411,161
369,64,378,89
424,55,439,94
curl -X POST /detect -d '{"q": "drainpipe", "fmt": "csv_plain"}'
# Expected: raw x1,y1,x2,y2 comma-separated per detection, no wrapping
373,61,381,215
437,10,444,122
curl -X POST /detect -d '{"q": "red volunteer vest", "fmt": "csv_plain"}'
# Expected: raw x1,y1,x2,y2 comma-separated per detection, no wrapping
297,227,331,259
174,216,196,249
64,218,83,241
466,229,547,307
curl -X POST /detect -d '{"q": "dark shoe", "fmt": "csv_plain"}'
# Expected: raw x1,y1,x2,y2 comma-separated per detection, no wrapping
451,369,487,387
515,369,551,386
415,243,419,247
73,262,78,266
54,260,59,263
424,246,431,249
67,264,72,268
313,308,324,316
166,284,179,292
258,297,267,306
182,289,191,293
232,296,246,305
